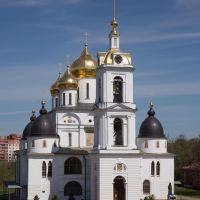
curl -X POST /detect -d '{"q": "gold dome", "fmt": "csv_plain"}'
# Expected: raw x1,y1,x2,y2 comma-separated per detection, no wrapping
103,49,131,65
70,46,97,78
58,67,78,90
50,72,62,96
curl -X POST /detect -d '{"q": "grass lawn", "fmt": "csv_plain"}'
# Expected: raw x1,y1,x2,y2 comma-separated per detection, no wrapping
175,186,200,198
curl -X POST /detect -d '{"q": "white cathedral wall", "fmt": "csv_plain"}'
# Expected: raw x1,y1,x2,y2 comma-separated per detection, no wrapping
91,154,141,200
27,137,59,154
96,67,134,104
141,156,174,199
59,89,77,107
50,155,89,200
78,78,96,103
137,138,167,153
27,157,52,200
94,111,137,149
56,112,94,148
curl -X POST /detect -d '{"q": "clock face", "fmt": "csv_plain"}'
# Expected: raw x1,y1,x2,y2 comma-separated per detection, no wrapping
115,55,123,64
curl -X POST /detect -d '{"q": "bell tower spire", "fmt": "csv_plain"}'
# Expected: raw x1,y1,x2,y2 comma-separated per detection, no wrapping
109,0,120,49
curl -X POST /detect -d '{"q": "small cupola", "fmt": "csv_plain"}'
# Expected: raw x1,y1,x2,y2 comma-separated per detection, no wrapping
50,72,62,97
138,101,165,139
30,100,57,137
22,109,36,140
137,101,167,154
58,66,78,90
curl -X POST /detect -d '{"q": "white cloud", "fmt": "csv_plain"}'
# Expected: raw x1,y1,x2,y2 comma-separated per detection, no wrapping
135,81,200,97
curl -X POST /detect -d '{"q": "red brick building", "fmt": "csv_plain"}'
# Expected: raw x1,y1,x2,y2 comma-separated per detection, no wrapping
0,134,21,161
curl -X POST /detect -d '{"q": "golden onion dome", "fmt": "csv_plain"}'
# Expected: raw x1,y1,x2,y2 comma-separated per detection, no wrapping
58,67,78,90
50,72,62,96
70,46,97,78
103,48,131,65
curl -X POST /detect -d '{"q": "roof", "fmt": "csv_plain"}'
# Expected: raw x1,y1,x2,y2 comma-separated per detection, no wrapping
182,162,200,171
138,103,166,139
54,147,89,155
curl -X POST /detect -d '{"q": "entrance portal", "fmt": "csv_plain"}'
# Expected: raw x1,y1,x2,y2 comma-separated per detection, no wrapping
113,176,126,200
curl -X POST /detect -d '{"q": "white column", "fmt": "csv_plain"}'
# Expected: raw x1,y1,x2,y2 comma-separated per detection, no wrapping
79,126,85,147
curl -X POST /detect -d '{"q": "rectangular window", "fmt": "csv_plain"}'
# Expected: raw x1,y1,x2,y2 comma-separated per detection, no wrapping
69,93,72,105
86,83,89,99
63,93,65,105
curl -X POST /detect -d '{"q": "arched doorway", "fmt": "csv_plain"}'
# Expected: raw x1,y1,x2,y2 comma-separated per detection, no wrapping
113,176,126,200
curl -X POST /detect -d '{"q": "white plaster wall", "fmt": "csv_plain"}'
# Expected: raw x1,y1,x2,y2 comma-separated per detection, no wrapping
91,154,141,200
27,157,53,200
94,110,137,149
78,78,96,103
96,67,134,104
137,138,167,153
59,89,77,107
48,155,89,200
56,112,94,148
52,95,59,109
141,156,174,199
27,137,59,154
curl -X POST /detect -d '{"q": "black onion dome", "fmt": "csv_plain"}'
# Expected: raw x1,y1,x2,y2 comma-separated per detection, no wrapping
30,100,56,137
22,110,36,140
138,102,165,139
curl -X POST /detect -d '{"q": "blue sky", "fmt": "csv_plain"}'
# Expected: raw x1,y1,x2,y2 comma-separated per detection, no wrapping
0,0,199,138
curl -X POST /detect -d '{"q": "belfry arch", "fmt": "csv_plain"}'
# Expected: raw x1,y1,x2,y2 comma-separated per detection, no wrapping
113,76,123,103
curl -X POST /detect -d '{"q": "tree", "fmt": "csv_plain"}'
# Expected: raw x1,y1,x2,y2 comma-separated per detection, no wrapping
52,195,59,200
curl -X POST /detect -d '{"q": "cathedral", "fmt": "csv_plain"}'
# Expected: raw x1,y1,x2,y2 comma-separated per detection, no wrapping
16,3,174,200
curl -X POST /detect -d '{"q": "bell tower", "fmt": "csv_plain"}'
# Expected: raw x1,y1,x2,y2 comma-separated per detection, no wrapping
93,1,137,151
91,2,140,200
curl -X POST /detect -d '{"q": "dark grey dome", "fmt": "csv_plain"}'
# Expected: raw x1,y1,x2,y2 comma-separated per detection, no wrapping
30,100,56,137
138,102,165,139
22,110,36,140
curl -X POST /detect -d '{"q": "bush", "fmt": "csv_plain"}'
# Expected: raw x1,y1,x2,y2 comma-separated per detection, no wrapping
144,195,155,200
52,195,59,200
33,195,40,200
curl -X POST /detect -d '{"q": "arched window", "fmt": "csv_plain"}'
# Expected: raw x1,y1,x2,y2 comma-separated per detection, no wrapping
151,161,155,176
113,76,123,103
69,93,72,105
156,141,160,148
113,118,123,146
31,140,35,147
143,180,150,194
64,181,82,196
63,93,65,105
64,157,82,174
86,83,89,99
43,140,47,148
48,161,52,177
145,140,148,148
68,133,72,147
55,97,58,107
42,161,46,178
156,161,160,176
53,141,57,147
77,88,79,100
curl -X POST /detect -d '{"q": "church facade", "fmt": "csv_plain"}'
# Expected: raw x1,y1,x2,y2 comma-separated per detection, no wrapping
16,7,174,200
